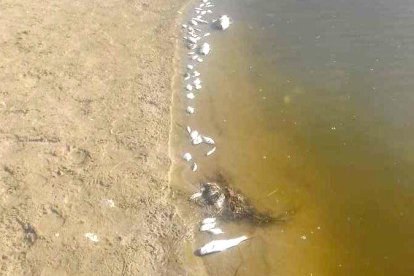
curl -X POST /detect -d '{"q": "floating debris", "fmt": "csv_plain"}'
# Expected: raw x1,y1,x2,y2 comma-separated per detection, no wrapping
84,233,99,243
206,147,216,156
199,42,211,55
183,152,192,162
192,176,290,224
186,106,195,114
196,236,248,256
200,222,216,231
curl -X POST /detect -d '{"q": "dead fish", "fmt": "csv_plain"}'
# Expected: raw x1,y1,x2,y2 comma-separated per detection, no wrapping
188,37,198,44
215,193,225,209
184,73,191,80
202,136,215,144
199,42,210,55
186,106,195,114
187,64,194,70
182,24,188,28
183,152,192,161
195,18,209,24
201,11,207,15
197,57,204,62
204,33,211,37
193,78,201,85
190,192,202,200
192,55,199,60
187,93,195,99
207,10,213,14
194,71,201,77
207,228,224,235
187,43,197,50
206,147,216,156
192,135,203,145
192,162,198,172
197,236,248,256
200,222,216,231
195,84,202,90
218,15,230,30
190,19,198,26
190,130,199,140
187,126,192,133
186,84,193,91
202,217,216,224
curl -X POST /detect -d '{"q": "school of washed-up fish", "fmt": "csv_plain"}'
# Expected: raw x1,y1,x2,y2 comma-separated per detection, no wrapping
181,0,248,256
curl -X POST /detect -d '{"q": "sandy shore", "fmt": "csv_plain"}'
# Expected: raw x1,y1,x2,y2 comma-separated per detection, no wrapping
0,0,192,275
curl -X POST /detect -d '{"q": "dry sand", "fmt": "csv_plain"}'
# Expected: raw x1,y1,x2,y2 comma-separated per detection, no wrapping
0,0,193,275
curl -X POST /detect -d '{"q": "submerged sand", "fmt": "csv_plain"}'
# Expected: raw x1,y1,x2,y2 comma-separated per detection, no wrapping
0,0,191,275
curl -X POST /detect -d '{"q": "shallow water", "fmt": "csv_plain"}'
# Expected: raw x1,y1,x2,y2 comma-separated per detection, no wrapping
173,0,414,275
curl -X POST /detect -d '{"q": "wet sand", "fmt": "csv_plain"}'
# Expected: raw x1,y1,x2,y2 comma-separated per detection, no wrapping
0,0,194,275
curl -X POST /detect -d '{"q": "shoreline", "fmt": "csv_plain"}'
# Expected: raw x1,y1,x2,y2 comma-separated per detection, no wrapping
0,0,197,275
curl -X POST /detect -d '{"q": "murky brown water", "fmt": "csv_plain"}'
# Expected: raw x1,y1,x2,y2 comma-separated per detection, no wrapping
172,0,414,275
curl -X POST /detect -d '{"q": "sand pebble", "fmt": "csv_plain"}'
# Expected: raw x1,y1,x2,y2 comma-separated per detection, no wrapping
84,233,99,242
103,199,115,208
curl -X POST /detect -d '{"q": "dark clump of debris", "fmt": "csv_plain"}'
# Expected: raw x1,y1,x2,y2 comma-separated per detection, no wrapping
191,173,294,225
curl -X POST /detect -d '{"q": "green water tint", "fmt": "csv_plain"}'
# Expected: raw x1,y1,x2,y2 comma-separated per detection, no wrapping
174,0,414,275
